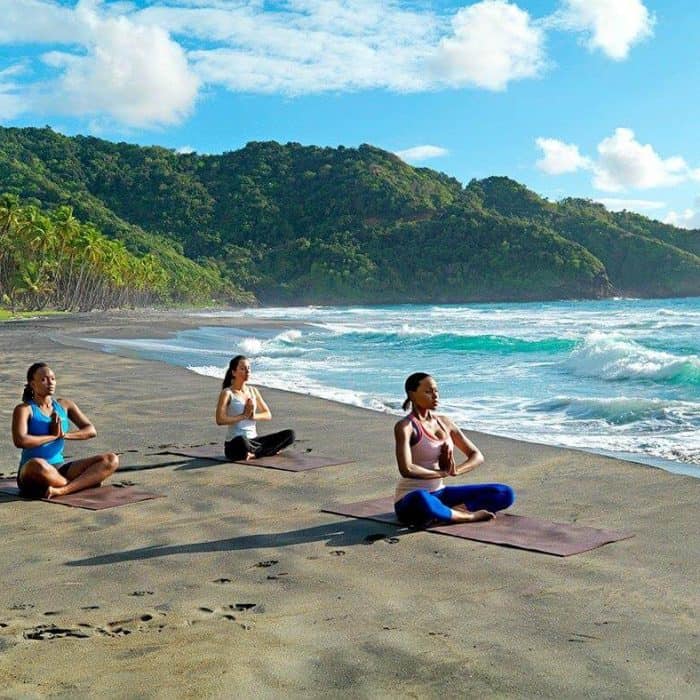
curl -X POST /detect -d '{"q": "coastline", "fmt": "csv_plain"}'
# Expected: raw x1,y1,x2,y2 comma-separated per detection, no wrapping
68,306,700,478
0,311,698,698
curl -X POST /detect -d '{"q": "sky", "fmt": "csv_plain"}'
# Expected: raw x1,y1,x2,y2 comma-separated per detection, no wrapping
1,0,699,229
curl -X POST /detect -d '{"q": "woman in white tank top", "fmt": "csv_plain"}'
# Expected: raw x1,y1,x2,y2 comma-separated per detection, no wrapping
393,372,515,527
216,355,295,461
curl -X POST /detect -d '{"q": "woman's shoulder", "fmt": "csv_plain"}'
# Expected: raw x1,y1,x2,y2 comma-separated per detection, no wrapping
394,415,414,431
435,413,455,429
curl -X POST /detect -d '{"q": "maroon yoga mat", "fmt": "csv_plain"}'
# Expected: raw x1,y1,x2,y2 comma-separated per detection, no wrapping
163,445,353,472
0,478,163,511
322,496,633,557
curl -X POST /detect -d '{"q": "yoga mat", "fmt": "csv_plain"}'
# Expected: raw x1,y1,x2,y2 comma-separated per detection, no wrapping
322,496,633,557
0,478,163,511
162,445,353,472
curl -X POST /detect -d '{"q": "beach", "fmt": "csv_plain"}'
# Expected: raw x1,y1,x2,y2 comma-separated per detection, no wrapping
0,312,697,698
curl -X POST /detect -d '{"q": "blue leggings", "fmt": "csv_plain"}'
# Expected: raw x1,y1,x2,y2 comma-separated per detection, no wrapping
394,483,515,527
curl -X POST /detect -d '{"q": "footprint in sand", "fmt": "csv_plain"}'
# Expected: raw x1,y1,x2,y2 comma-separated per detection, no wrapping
255,560,278,568
212,578,232,584
195,605,237,623
129,591,154,597
194,603,263,629
102,612,167,637
22,610,168,641
24,625,91,641
363,533,387,544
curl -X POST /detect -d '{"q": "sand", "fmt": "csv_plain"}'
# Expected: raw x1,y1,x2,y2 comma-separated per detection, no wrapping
0,311,697,699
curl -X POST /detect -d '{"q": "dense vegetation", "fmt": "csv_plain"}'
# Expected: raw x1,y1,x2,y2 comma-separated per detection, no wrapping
0,195,247,311
1,126,698,309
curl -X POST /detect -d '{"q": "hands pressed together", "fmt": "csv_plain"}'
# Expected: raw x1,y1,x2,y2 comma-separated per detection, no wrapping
243,397,255,419
49,411,65,438
438,442,456,477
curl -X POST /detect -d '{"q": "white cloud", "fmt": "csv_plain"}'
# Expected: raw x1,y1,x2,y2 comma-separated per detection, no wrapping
0,0,655,127
1,1,199,127
595,198,666,212
431,0,546,90
143,1,438,94
176,145,195,154
0,0,82,43
0,64,27,119
537,128,700,195
594,128,689,192
664,198,700,229
395,145,448,162
551,0,654,60
535,137,591,174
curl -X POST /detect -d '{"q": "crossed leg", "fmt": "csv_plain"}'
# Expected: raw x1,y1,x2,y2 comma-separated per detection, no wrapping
18,453,119,499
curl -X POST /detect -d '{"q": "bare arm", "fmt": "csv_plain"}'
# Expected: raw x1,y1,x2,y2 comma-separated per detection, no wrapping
60,399,97,440
394,419,448,480
444,417,484,476
216,389,240,426
12,404,59,449
250,387,272,421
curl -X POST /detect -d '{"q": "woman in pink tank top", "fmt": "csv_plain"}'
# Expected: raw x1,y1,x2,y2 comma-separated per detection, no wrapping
393,372,515,527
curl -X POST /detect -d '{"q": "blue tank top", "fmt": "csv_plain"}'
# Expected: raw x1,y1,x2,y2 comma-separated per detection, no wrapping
19,399,69,467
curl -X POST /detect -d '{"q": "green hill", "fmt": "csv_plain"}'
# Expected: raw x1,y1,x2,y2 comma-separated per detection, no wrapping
1,126,698,308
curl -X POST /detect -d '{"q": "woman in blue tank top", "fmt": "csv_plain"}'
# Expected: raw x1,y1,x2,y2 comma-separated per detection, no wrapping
216,355,295,461
12,362,119,499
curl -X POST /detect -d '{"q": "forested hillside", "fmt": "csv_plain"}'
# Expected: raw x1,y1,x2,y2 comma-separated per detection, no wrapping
0,195,250,311
1,126,698,308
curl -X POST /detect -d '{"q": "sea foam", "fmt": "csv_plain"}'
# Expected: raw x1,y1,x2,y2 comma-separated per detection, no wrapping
566,332,700,385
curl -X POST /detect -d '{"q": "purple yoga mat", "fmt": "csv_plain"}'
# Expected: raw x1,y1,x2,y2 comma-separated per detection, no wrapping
163,445,353,472
322,496,633,557
0,478,163,510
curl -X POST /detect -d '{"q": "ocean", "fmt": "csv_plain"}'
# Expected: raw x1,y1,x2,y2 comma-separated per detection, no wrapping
88,297,700,478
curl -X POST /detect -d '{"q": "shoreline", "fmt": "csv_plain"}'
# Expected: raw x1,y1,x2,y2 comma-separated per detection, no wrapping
0,311,698,697
53,308,699,479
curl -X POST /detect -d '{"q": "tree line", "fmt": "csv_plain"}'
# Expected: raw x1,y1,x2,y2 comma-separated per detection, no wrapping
0,194,229,312
1,126,699,309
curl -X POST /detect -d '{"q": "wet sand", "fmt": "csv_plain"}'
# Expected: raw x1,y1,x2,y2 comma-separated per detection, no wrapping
0,311,697,698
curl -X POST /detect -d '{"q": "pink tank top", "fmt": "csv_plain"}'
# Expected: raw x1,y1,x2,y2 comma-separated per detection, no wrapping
394,414,453,502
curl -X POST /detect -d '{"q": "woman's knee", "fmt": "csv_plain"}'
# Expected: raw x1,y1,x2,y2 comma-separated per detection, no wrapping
103,452,119,474
493,483,515,509
21,459,54,482
399,490,434,518
224,437,249,460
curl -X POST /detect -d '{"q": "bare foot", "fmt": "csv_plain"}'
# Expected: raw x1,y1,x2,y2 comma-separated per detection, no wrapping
45,485,68,499
451,508,495,523
244,451,257,461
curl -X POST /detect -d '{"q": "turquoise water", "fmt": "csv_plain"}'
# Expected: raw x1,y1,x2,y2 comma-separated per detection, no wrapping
89,297,700,477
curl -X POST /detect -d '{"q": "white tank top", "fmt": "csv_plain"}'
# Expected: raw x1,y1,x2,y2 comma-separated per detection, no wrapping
225,388,257,441
394,414,452,502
